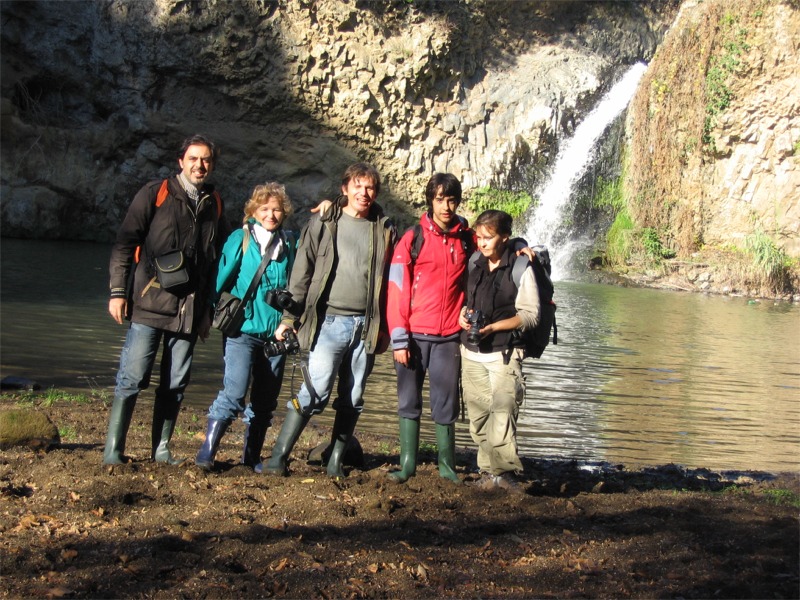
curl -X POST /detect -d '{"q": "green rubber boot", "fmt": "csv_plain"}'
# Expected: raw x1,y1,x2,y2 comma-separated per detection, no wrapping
387,417,420,483
435,423,461,484
102,396,136,465
326,409,360,479
264,410,309,476
152,400,184,465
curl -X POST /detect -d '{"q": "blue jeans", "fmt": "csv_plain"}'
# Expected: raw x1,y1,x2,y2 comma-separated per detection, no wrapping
291,314,374,415
207,333,286,427
115,322,197,408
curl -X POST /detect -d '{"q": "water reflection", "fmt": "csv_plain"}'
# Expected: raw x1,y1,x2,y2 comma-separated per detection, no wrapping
517,283,800,471
1,239,798,473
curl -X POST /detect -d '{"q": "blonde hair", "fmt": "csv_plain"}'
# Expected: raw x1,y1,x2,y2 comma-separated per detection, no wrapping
241,182,293,252
242,182,293,224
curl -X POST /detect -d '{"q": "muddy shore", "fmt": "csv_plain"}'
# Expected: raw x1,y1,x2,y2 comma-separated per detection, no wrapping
1,395,798,599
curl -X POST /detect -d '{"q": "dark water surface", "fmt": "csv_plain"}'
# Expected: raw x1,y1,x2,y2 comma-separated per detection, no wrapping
2,239,798,473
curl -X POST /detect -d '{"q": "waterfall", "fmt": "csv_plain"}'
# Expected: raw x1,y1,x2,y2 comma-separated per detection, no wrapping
523,62,648,281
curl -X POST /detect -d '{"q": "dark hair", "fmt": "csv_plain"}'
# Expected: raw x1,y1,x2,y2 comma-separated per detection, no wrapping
341,162,380,196
178,134,217,161
425,173,462,208
473,209,513,237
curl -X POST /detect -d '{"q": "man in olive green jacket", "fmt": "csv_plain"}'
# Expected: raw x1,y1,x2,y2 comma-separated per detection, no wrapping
267,162,396,478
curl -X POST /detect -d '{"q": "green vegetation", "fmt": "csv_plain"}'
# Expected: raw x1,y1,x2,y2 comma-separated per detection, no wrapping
762,489,800,508
642,227,677,260
418,440,437,454
703,14,750,152
605,209,635,266
793,139,800,156
376,440,395,455
464,186,533,219
604,211,676,267
744,229,790,290
58,425,78,441
592,175,625,212
7,387,97,408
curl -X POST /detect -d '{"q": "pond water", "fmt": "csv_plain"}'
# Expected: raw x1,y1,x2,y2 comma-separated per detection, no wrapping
1,239,798,473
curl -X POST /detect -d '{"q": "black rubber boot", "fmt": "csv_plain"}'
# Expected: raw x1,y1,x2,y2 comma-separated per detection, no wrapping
102,396,137,465
151,400,184,465
435,423,461,484
263,410,309,476
387,417,420,483
326,409,360,479
241,422,269,473
195,419,230,471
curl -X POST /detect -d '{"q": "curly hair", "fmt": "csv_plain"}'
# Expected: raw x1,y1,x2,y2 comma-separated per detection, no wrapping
242,182,294,224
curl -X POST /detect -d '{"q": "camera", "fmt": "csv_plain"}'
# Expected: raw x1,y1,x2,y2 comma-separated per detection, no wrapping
264,329,301,357
465,309,485,345
265,288,302,316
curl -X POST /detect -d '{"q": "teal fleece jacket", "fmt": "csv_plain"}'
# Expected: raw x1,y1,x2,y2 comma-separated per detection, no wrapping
215,221,296,339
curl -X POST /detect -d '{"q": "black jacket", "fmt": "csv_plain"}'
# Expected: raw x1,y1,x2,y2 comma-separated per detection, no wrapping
109,175,228,334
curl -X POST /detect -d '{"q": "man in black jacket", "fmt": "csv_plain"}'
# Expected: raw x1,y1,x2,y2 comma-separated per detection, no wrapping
103,134,229,465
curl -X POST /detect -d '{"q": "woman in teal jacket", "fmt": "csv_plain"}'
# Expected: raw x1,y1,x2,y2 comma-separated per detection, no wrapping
196,182,297,472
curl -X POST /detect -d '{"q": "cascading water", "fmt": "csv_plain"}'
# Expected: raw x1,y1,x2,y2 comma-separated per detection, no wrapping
523,62,648,281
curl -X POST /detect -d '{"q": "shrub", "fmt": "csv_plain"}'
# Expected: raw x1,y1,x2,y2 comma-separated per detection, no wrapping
641,227,677,261
464,187,533,219
745,229,789,291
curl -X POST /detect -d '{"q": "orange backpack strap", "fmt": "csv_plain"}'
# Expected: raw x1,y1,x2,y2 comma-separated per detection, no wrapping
155,179,170,208
133,180,169,264
157,179,221,218
212,190,223,220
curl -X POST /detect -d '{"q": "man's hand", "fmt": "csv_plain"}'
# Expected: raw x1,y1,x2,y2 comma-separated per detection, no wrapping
516,246,535,262
198,309,212,342
274,323,294,340
109,298,127,325
310,199,333,217
393,348,411,367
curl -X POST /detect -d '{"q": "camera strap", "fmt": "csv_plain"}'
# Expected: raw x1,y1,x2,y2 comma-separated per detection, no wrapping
290,357,322,417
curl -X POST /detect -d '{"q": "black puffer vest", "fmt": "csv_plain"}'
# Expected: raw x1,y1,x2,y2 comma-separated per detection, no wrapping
461,246,518,354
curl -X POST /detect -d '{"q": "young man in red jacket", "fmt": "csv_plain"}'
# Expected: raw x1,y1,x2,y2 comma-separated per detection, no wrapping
386,173,472,483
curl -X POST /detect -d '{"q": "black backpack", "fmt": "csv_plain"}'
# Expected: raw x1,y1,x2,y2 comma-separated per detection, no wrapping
468,245,557,359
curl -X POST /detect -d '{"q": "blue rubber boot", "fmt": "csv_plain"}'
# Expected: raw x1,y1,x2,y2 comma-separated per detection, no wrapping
195,419,229,471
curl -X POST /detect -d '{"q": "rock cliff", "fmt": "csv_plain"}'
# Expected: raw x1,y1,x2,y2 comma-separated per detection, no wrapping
1,0,672,239
627,0,799,259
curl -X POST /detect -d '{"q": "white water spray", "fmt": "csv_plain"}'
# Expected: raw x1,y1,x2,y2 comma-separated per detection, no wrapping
524,62,648,280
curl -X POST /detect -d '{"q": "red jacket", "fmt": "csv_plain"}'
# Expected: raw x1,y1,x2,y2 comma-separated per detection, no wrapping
387,213,474,349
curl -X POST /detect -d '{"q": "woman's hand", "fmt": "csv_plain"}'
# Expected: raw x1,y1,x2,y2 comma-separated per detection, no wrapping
458,307,470,330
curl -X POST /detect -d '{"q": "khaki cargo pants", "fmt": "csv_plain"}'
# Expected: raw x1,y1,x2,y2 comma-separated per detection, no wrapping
461,353,525,475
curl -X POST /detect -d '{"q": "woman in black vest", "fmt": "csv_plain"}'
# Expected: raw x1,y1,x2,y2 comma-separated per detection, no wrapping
459,210,540,492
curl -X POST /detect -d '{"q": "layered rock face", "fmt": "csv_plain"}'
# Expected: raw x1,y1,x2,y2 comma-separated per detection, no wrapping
627,0,799,258
0,0,670,240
